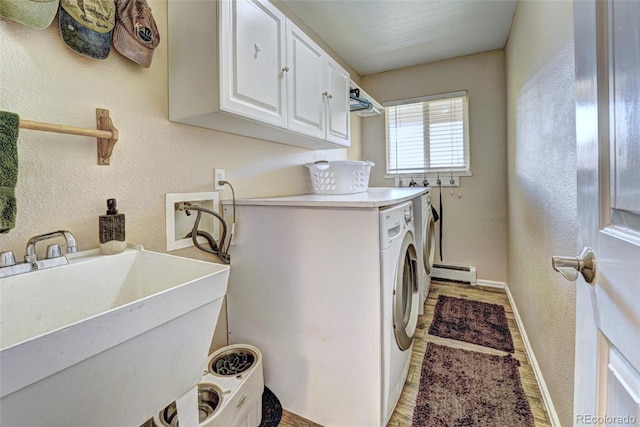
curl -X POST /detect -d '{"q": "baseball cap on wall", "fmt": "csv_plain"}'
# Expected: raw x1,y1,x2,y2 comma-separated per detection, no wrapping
112,0,160,68
58,0,115,60
0,0,59,29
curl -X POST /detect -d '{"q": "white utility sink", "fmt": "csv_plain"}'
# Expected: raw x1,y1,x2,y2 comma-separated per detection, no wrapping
0,245,230,427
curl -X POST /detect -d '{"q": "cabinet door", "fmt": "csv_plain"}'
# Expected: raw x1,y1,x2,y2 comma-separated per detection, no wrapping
220,0,287,127
325,57,351,145
286,19,325,139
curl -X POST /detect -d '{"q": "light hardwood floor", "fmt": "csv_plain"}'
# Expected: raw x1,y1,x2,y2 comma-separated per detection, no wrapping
278,280,552,427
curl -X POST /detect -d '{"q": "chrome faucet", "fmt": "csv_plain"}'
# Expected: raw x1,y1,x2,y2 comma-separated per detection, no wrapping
25,230,77,263
0,230,77,278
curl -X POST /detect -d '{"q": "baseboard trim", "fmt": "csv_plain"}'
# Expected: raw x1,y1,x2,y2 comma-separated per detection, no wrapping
504,283,561,427
476,279,506,289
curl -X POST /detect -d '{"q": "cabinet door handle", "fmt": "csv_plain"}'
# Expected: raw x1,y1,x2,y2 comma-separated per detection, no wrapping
322,92,333,100
282,66,289,72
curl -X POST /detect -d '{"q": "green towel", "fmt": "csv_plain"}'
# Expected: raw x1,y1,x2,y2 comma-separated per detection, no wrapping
0,111,19,233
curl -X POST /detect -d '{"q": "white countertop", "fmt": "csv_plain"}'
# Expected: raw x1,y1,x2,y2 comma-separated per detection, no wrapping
223,187,429,208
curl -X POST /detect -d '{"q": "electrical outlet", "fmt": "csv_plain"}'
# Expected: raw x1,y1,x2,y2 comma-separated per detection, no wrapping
214,169,225,191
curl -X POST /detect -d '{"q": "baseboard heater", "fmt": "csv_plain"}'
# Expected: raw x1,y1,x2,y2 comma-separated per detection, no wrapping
432,263,477,286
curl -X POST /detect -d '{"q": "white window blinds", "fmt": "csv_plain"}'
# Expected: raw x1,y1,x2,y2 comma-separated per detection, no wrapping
385,91,469,175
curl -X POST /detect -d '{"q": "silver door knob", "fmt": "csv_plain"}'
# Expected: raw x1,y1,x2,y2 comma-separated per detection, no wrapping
552,247,596,284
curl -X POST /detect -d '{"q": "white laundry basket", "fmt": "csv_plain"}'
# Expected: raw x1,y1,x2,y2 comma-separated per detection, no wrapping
305,160,374,194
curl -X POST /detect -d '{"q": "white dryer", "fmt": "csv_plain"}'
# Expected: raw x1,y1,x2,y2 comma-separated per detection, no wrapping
379,201,419,425
413,190,436,314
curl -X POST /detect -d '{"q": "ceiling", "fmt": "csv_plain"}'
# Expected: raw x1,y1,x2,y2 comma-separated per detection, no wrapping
280,0,517,76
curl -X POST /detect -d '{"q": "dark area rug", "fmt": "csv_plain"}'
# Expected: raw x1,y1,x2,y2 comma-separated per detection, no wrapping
428,295,515,353
412,343,535,427
259,386,282,427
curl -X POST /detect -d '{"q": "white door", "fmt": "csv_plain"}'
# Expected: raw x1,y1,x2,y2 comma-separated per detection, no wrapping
286,19,325,139
568,0,640,424
220,0,287,127
325,56,351,145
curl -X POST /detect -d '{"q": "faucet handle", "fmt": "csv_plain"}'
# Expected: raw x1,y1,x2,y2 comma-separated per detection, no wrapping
46,244,62,259
0,251,16,267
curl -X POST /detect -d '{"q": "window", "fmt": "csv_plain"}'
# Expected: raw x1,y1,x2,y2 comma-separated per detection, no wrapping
385,91,469,176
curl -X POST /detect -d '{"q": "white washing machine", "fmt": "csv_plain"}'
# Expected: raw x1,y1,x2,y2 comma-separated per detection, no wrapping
379,201,420,425
221,187,426,426
412,190,436,314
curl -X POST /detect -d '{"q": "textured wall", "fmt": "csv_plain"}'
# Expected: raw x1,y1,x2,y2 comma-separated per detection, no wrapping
505,1,577,425
361,51,508,283
0,2,360,258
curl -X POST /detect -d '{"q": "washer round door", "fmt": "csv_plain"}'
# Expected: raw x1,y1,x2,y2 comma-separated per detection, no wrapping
393,232,420,351
424,207,436,275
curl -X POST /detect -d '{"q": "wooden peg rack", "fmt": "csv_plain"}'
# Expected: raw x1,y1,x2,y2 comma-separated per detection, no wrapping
18,108,119,165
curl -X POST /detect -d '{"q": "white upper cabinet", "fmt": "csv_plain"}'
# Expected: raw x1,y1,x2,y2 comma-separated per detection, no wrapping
325,56,351,144
286,20,325,139
286,20,350,146
220,0,287,127
168,0,350,150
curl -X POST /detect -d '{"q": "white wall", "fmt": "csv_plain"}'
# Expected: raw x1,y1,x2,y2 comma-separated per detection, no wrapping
505,1,577,426
0,2,360,259
361,50,508,283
